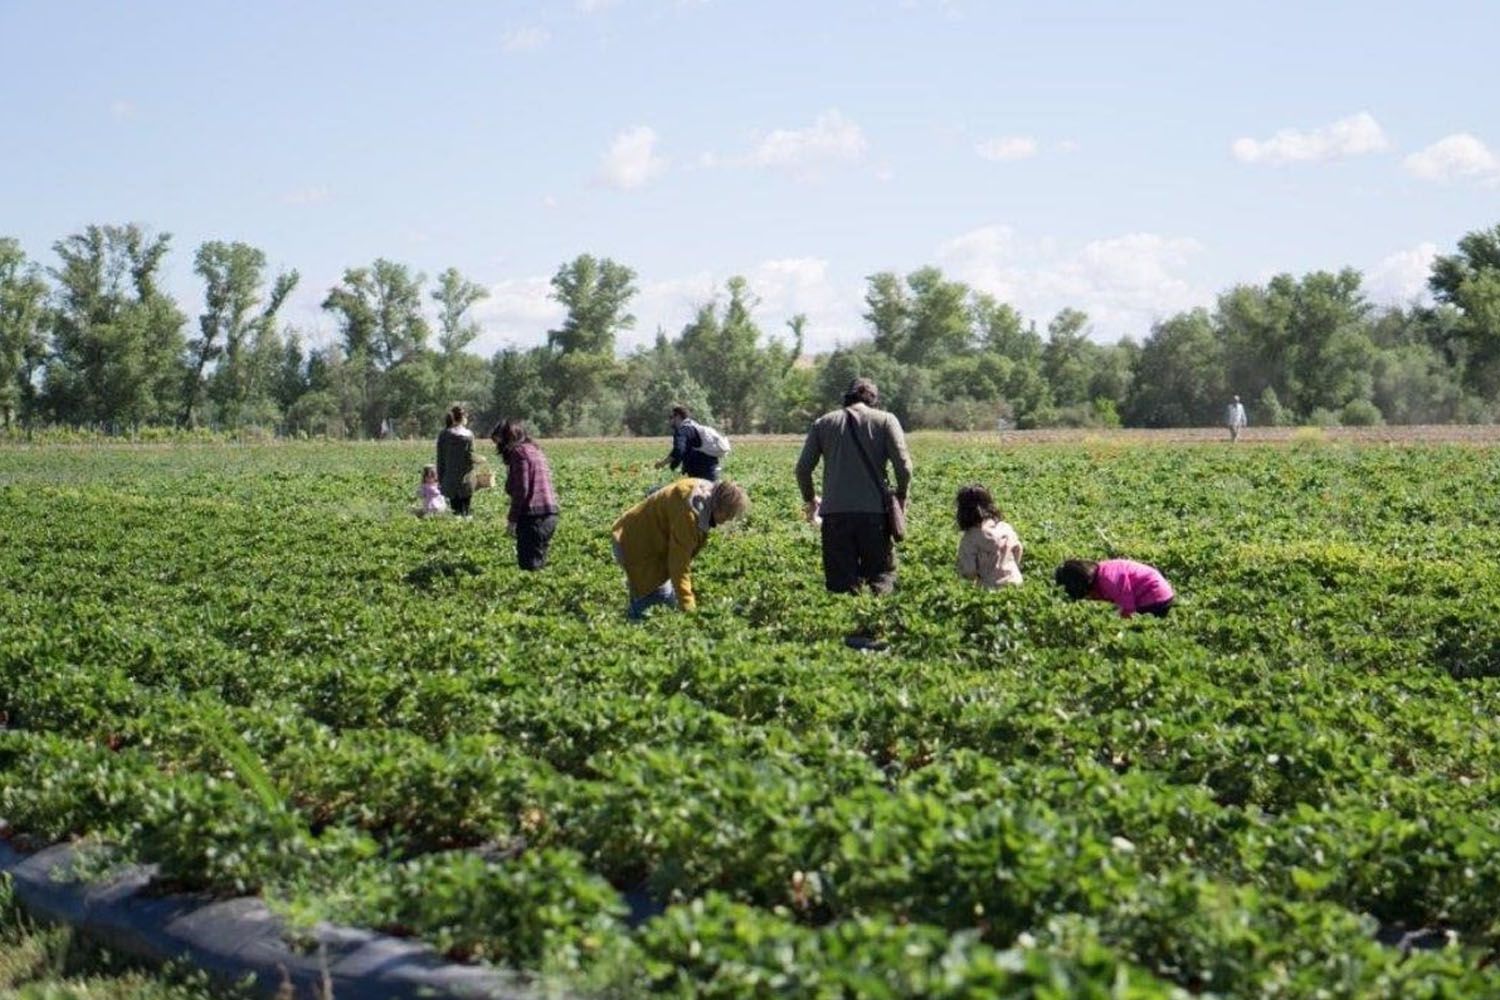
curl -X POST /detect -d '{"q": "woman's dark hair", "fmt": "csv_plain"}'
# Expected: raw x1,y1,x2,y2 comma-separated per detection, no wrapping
670,404,690,420
955,484,1001,531
446,404,467,428
491,419,531,457
1054,560,1098,600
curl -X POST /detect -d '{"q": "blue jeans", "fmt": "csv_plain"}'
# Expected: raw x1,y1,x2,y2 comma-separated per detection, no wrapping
612,540,678,620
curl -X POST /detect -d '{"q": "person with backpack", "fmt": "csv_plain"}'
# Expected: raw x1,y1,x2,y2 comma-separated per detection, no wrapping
794,378,913,596
654,404,726,482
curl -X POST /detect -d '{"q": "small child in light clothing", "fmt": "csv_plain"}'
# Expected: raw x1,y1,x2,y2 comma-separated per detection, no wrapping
415,464,449,517
955,484,1023,588
1054,558,1174,618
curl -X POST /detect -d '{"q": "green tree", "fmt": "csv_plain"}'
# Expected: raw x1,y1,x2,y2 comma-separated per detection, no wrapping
0,239,49,429
815,344,928,426
543,254,635,432
974,294,1042,363
185,241,297,428
43,224,186,428
1124,309,1226,427
490,345,552,432
1041,308,1096,407
1279,269,1374,416
622,334,714,436
863,271,911,360
322,259,430,436
1430,222,1500,397
431,267,489,408
678,277,799,432
902,266,974,366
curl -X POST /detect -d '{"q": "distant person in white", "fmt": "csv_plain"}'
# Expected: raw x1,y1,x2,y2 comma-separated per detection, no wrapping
1226,395,1248,442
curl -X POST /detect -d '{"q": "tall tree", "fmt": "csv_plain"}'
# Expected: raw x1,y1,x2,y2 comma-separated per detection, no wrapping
322,259,430,436
973,294,1041,363
546,255,636,355
1123,309,1226,427
677,276,795,432
431,267,489,409
184,241,297,428
542,254,635,431
43,224,186,428
1430,222,1500,397
864,271,911,359
1041,308,1096,407
902,266,974,366
0,239,49,429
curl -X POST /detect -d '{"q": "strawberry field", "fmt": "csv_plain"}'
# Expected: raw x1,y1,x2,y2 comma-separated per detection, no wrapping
3,436,1500,997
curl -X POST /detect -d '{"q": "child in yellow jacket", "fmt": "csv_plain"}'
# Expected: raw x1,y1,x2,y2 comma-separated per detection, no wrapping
611,478,748,619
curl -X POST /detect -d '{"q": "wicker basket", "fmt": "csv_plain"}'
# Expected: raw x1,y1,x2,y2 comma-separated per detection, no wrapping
473,468,495,490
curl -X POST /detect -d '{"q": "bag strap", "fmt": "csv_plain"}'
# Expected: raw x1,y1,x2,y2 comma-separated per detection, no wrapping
843,408,890,495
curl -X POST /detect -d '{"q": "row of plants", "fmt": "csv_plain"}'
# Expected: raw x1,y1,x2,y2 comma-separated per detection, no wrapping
2,438,1499,995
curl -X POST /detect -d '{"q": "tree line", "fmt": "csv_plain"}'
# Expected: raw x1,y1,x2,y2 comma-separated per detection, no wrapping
2,221,1499,439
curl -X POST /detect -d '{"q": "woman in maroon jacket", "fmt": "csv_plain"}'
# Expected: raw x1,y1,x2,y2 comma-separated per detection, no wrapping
490,420,560,570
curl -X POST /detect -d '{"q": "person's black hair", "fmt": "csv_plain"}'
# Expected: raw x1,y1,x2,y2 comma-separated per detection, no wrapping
1054,559,1098,600
447,404,467,428
670,404,690,420
955,484,1002,531
491,418,531,457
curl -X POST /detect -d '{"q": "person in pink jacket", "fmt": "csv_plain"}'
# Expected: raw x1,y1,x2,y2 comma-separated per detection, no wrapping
1054,558,1175,618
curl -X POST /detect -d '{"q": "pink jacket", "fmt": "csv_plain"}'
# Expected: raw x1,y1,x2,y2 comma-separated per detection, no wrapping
1092,559,1173,617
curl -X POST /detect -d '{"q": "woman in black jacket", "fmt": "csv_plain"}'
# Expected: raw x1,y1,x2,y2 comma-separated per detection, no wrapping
435,405,476,516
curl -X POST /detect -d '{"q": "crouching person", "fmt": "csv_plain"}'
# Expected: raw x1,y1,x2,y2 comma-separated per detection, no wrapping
611,478,748,620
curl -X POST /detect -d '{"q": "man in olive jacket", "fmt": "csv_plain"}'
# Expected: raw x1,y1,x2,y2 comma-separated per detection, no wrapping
795,378,913,595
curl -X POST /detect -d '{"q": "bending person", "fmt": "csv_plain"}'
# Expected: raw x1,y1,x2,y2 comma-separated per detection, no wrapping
492,419,559,570
654,404,721,482
611,478,748,619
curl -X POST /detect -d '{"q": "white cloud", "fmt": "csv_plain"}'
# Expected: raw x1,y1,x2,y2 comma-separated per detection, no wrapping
280,186,330,206
501,26,550,52
1057,139,1081,154
110,99,137,120
975,136,1038,162
598,126,667,190
541,194,558,209
938,225,1207,339
471,277,565,355
1231,111,1389,165
577,0,621,11
1403,133,1500,183
748,110,868,172
1365,243,1437,303
628,258,863,353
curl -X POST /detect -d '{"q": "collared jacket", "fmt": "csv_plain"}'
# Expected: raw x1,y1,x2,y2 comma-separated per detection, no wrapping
795,402,913,515
503,441,560,523
611,478,715,610
435,425,475,499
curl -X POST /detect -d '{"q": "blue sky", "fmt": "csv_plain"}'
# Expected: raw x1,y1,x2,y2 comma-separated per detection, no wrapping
3,0,1498,354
